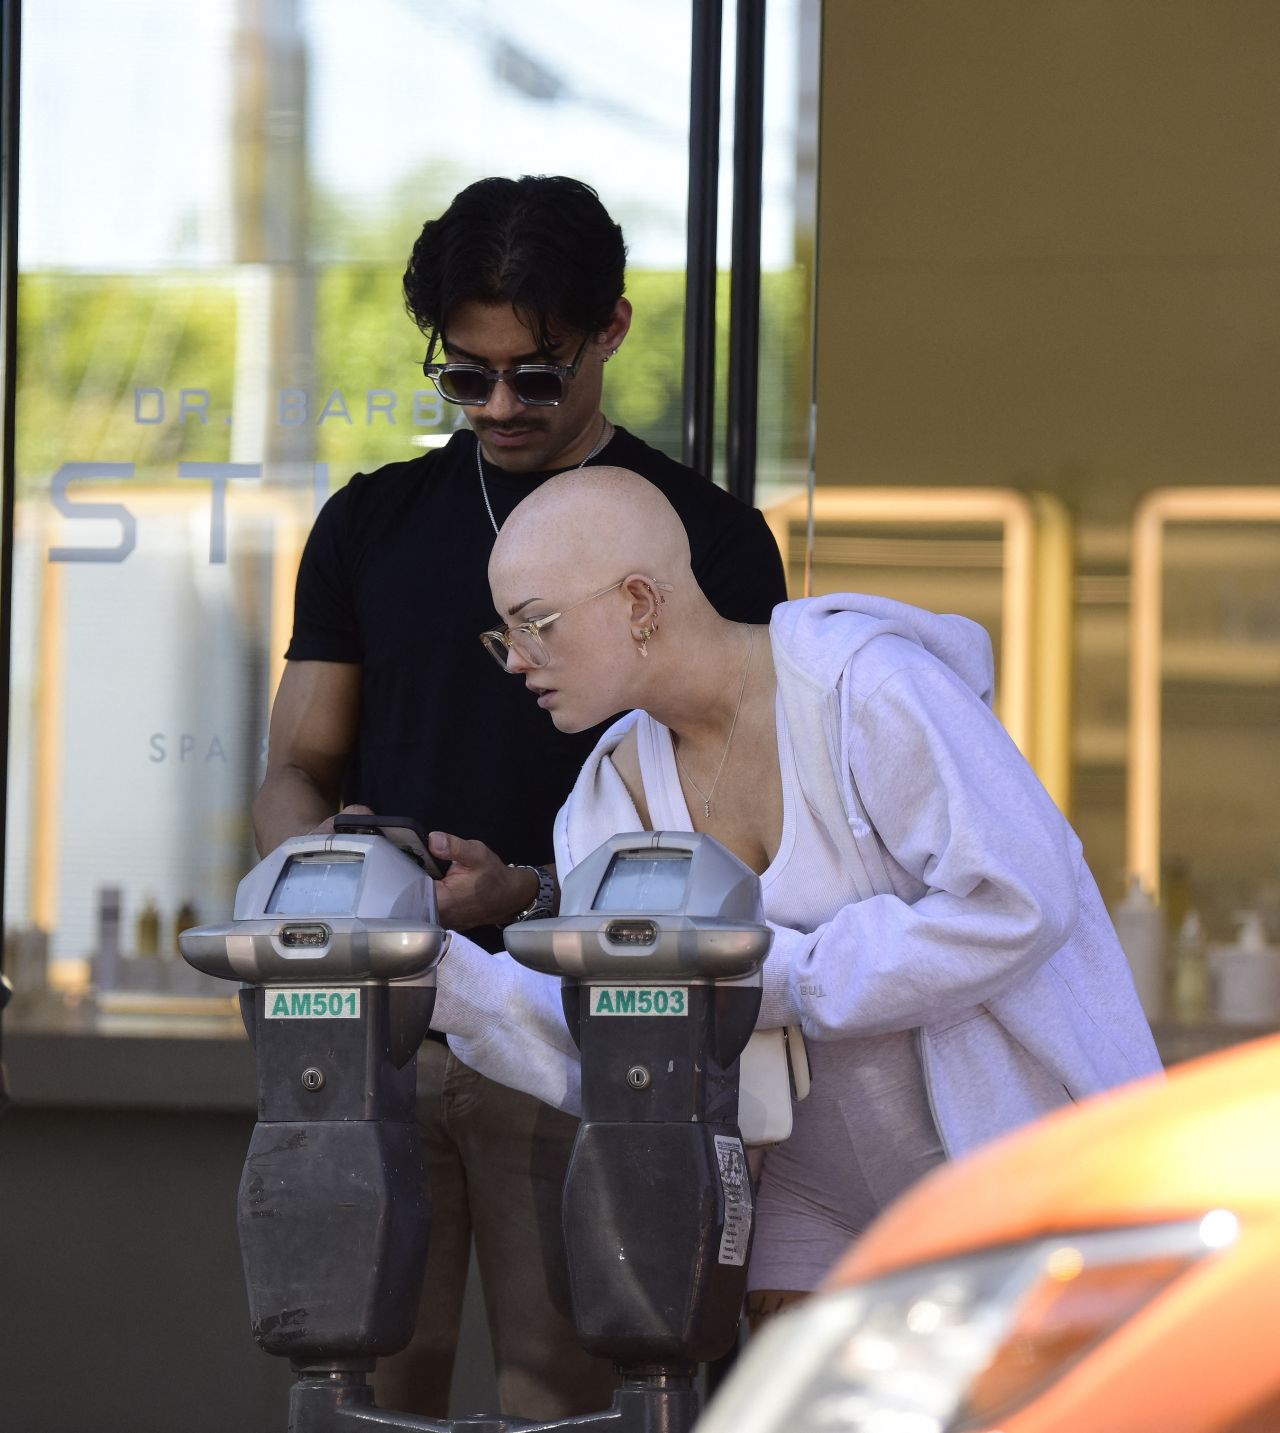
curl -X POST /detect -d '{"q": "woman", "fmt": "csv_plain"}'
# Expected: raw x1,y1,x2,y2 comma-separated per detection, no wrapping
429,466,1161,1315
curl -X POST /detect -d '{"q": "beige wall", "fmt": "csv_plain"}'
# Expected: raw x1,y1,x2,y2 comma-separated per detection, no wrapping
811,1,1280,936
815,0,1280,508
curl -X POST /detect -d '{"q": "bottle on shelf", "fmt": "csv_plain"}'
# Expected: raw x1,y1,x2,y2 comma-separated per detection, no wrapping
1161,857,1192,946
1169,911,1210,1026
172,899,198,956
135,896,161,958
1212,911,1280,1027
92,886,122,994
1111,876,1164,1021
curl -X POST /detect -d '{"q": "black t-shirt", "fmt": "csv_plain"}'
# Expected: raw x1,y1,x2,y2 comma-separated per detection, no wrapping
286,426,787,908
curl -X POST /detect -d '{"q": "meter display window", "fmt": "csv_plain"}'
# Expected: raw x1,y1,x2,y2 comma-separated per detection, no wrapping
593,854,692,913
267,854,364,916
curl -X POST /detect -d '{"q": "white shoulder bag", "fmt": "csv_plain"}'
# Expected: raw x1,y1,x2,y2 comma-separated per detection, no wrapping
738,1025,811,1146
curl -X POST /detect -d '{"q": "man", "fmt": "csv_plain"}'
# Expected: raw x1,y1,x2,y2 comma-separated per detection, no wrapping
253,174,787,1419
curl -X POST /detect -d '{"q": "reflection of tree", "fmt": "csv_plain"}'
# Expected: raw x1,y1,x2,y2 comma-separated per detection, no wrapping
18,94,810,486
16,260,811,486
309,157,476,265
16,274,237,486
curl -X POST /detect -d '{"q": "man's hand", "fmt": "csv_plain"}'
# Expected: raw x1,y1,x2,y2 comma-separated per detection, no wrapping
428,832,540,932
310,803,374,836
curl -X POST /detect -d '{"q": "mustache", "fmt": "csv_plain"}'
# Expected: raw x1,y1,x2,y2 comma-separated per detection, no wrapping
475,419,547,435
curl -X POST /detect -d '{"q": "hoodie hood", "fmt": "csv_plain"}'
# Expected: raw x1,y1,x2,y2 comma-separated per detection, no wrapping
769,593,996,707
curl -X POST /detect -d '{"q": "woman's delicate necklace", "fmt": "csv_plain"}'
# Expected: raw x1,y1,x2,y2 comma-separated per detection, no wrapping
475,417,613,536
673,627,755,821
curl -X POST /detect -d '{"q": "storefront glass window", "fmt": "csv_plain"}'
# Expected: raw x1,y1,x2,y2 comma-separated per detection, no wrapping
7,0,731,1025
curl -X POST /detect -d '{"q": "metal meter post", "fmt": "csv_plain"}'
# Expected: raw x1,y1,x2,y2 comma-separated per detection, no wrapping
179,822,447,1420
505,832,772,1430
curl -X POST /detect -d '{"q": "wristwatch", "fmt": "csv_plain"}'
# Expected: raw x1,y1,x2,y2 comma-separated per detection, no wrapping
509,863,556,921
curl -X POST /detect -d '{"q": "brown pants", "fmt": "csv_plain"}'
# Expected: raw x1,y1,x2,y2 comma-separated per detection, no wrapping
372,1041,619,1420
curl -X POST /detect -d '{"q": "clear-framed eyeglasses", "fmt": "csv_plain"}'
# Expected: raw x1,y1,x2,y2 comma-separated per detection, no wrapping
480,579,672,671
424,334,590,407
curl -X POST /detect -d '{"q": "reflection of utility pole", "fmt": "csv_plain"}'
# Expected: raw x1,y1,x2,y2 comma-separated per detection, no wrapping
230,0,313,852
232,0,313,471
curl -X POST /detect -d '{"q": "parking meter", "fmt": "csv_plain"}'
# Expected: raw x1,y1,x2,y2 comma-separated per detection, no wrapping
505,831,771,1374
182,825,769,1433
180,818,445,1368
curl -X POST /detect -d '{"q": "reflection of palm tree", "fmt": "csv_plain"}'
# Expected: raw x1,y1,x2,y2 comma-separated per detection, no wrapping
490,39,565,103
385,0,686,142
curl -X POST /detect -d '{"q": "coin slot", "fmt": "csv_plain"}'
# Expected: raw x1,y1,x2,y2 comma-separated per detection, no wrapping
280,923,330,949
605,919,658,947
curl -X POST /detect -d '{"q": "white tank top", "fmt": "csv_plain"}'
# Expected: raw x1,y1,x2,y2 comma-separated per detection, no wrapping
635,694,851,931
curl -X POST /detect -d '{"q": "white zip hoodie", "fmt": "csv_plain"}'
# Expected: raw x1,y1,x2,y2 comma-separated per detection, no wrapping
763,594,1161,1153
432,594,1162,1157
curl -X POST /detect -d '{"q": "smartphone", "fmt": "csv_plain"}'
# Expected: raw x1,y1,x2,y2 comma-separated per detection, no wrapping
332,812,449,879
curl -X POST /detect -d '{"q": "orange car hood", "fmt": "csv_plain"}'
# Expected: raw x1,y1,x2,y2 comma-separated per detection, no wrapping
830,1035,1280,1286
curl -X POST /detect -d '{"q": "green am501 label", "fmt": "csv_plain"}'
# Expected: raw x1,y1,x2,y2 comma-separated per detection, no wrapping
266,988,360,1019
589,986,688,1017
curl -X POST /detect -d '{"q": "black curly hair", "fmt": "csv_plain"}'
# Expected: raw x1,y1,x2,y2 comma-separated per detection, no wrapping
403,175,627,358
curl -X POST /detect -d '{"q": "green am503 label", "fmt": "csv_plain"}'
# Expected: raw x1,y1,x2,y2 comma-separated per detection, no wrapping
266,988,360,1019
589,986,688,1017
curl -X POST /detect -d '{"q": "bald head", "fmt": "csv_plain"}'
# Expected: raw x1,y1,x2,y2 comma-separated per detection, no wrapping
489,467,692,609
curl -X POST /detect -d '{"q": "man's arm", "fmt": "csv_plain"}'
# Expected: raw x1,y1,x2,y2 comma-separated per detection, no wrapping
252,660,362,855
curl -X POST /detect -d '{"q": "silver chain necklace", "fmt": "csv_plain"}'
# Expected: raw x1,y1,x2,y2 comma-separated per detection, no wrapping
673,627,755,821
475,418,614,536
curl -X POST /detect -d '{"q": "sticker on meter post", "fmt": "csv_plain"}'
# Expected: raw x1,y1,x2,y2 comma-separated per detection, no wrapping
589,985,689,1016
266,987,361,1019
714,1134,753,1266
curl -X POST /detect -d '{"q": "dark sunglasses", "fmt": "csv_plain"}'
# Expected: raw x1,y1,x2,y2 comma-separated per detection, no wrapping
423,334,590,407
